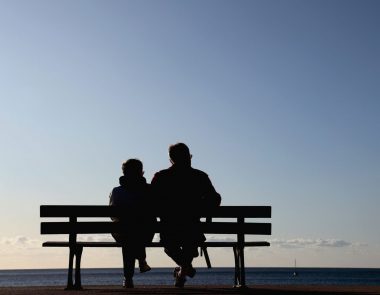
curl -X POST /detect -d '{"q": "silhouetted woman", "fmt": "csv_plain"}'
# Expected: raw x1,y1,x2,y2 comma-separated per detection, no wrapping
109,159,155,288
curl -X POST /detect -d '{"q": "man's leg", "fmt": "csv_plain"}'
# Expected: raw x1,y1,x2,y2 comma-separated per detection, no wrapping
164,243,185,266
181,243,198,278
182,244,198,264
162,240,188,288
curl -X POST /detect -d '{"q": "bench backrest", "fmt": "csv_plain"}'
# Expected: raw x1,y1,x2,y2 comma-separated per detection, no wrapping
40,205,271,236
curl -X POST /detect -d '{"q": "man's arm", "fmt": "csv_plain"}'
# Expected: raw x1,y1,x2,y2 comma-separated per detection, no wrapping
202,174,221,207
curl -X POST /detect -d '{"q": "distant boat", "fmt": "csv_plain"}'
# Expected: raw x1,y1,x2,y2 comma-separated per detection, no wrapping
293,259,298,276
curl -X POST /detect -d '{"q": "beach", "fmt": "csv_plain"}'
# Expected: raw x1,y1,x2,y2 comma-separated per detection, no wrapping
1,285,380,295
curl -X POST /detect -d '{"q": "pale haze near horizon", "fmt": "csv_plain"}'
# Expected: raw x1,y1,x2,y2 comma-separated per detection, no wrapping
0,0,379,270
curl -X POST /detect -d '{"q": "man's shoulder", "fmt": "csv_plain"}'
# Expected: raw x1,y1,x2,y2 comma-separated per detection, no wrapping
151,168,172,183
152,167,209,182
190,167,209,178
153,168,171,177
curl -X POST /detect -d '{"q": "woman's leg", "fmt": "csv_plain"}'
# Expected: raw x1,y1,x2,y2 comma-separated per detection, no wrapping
122,246,135,279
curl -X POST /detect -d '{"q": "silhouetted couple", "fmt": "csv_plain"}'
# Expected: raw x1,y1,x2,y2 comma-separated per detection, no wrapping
109,143,221,288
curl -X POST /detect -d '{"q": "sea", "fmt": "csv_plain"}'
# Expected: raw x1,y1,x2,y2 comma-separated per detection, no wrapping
0,268,380,287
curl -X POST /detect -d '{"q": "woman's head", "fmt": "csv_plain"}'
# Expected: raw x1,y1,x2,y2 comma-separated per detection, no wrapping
122,158,143,178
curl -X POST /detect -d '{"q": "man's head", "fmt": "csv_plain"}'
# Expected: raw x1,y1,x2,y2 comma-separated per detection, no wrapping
122,158,144,178
169,142,192,167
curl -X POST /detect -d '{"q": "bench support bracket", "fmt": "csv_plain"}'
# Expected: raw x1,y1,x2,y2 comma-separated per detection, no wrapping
200,246,212,268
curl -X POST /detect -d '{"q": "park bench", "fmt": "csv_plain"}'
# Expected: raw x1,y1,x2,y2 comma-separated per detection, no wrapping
40,205,271,289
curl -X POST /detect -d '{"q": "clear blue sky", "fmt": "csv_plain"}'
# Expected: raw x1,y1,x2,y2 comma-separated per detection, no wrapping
0,0,379,269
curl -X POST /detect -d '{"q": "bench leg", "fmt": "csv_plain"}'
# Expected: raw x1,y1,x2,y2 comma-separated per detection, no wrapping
65,246,83,290
239,246,246,287
74,246,83,290
233,246,247,288
65,247,75,290
233,246,239,287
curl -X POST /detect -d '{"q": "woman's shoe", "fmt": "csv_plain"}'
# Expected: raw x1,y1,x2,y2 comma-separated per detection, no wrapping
123,277,134,288
139,260,152,273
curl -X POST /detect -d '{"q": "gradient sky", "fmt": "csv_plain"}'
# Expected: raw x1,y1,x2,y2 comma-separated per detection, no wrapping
0,0,379,269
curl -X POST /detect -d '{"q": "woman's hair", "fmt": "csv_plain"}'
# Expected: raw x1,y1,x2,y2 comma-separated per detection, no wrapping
122,158,143,178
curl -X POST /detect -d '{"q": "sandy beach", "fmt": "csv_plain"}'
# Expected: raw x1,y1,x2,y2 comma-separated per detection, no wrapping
1,285,380,295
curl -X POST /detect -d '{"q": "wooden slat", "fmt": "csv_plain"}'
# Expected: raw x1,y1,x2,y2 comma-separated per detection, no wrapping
42,241,270,247
214,206,271,218
40,205,271,218
41,221,271,235
43,241,163,247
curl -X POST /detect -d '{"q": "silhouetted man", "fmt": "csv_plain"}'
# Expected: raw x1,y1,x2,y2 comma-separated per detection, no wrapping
151,143,221,287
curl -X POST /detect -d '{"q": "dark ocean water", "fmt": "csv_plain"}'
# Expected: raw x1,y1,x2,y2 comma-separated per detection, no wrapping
0,268,380,287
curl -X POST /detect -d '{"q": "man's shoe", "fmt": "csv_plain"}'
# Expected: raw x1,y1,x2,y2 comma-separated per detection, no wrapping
181,265,196,278
173,267,181,278
123,277,134,288
175,276,186,288
174,268,186,288
139,261,152,273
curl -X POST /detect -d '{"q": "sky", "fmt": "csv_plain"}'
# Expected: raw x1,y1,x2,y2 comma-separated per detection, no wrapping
0,0,379,270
